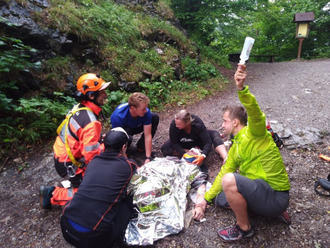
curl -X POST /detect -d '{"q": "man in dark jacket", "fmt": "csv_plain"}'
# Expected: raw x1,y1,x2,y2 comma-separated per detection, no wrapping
60,127,138,248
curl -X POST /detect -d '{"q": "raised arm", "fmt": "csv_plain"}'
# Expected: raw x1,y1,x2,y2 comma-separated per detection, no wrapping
235,65,266,137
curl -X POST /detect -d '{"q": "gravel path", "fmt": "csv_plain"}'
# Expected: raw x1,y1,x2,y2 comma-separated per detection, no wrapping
0,59,329,248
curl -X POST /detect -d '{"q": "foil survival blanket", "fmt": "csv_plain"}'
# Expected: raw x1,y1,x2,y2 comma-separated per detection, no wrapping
124,157,200,246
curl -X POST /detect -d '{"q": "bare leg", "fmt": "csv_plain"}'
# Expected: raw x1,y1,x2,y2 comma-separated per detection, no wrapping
222,173,250,231
215,144,228,162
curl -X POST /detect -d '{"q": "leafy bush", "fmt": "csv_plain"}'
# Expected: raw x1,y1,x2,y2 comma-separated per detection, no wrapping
181,57,218,81
0,36,40,110
0,92,76,159
140,79,171,108
172,0,330,62
102,90,129,117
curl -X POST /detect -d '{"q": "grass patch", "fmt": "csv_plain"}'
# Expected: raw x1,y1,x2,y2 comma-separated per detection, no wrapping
46,0,140,44
155,0,175,20
137,13,194,52
140,76,227,111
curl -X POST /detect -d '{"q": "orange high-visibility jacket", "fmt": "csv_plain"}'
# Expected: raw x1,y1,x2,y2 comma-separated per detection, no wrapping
53,101,104,165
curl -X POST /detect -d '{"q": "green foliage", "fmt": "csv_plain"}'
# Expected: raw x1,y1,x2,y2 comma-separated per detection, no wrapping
0,92,76,145
155,0,175,20
0,36,40,116
42,56,73,81
137,12,193,52
172,0,330,61
181,57,218,81
0,36,39,73
47,0,140,44
139,74,226,110
1,0,231,162
102,90,129,116
140,79,171,108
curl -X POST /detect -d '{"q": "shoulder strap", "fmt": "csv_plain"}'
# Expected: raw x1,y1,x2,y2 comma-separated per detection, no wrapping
57,104,92,167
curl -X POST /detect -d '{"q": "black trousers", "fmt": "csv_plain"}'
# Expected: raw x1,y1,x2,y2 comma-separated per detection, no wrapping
61,199,134,248
125,113,159,150
54,158,82,188
161,129,223,157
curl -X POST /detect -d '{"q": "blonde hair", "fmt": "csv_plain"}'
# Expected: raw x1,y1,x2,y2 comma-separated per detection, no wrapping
128,92,150,108
175,109,192,124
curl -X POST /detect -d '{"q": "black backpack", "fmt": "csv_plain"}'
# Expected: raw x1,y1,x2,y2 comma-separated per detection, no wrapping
266,123,284,149
314,174,330,197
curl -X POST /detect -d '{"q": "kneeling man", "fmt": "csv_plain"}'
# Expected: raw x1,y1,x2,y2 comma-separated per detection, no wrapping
60,127,138,248
111,92,159,164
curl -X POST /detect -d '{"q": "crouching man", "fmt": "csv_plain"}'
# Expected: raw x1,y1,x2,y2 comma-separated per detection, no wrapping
197,65,291,241
60,127,138,248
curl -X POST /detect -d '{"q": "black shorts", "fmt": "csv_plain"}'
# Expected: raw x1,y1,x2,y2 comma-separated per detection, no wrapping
215,173,289,217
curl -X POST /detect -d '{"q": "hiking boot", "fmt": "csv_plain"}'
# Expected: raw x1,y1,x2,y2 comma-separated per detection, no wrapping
39,186,55,209
278,210,291,225
217,224,254,241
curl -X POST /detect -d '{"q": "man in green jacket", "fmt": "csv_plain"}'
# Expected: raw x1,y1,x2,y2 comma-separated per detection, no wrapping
195,65,290,241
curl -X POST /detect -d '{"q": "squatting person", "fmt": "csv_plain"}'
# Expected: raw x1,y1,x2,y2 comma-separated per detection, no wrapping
196,65,291,241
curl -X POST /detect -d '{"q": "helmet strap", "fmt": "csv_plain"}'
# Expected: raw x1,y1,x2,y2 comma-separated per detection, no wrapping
86,91,101,106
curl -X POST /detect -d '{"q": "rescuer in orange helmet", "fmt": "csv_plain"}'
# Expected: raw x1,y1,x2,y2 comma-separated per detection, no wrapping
40,73,110,209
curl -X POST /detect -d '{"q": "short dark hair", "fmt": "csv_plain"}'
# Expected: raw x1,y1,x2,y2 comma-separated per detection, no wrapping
223,105,247,126
104,127,129,152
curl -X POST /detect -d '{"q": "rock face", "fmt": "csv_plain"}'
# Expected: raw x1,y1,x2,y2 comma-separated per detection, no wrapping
0,0,73,56
0,0,76,97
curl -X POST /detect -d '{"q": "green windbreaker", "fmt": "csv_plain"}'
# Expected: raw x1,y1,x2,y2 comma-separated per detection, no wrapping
204,86,290,203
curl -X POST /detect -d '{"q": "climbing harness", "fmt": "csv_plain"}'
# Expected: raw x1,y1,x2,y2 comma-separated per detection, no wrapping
57,104,92,168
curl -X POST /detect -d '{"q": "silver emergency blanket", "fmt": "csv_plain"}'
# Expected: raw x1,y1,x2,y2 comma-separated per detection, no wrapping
124,157,201,246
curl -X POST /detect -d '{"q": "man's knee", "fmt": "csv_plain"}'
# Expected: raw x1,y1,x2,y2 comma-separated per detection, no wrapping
161,141,173,157
222,173,237,190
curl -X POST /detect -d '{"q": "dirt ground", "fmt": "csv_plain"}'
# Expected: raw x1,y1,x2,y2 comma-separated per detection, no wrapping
0,59,329,248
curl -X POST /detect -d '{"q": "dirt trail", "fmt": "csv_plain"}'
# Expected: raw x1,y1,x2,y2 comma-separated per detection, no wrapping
0,59,329,248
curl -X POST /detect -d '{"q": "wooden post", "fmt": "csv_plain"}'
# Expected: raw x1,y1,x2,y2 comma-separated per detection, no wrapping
297,38,304,59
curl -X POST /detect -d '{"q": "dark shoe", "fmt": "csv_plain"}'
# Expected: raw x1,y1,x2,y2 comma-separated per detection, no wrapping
39,186,55,209
278,210,291,225
217,224,254,241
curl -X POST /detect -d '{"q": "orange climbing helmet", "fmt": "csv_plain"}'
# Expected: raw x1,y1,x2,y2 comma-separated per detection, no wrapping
76,73,110,95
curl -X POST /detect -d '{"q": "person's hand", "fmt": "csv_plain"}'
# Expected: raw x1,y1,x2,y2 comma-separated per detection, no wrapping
144,158,151,164
192,154,205,166
193,199,207,220
234,64,247,90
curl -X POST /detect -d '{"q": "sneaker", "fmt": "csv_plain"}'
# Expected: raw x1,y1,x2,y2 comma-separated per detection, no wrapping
217,224,254,241
39,186,55,209
278,210,291,225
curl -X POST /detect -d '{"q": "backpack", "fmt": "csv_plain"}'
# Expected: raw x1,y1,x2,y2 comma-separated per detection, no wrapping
314,174,330,197
266,122,284,148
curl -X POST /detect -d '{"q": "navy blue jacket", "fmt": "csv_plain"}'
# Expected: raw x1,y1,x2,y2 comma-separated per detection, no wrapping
62,151,137,232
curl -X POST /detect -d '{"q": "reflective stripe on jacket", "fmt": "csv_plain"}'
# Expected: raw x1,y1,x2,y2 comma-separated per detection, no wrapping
53,101,104,165
204,86,290,202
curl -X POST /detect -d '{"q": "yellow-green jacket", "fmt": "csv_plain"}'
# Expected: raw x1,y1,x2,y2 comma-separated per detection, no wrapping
204,86,290,203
